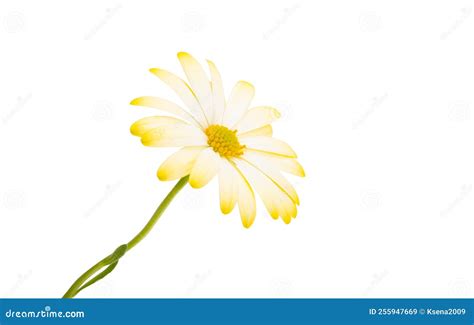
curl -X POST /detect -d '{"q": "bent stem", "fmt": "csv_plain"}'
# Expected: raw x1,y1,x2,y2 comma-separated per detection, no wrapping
63,176,189,298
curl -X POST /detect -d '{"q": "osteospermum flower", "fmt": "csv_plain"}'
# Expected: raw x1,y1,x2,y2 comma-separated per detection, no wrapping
63,52,306,298
130,52,305,227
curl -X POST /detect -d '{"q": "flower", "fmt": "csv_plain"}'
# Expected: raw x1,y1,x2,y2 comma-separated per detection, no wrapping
130,52,304,228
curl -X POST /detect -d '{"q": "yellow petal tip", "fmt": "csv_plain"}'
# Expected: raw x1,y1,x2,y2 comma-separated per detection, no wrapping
157,169,167,181
177,52,190,59
130,98,140,106
241,216,255,228
273,109,282,119
242,222,253,229
188,179,202,189
130,124,139,136
239,80,254,90
282,217,291,225
296,162,305,177
220,205,232,215
140,137,151,146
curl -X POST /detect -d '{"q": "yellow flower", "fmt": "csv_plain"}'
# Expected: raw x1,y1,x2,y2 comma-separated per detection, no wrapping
130,52,304,228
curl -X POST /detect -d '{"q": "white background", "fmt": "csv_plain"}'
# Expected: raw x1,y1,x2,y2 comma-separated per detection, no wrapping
1,0,473,298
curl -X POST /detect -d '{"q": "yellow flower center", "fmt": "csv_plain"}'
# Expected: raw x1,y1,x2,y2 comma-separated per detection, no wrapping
205,124,245,157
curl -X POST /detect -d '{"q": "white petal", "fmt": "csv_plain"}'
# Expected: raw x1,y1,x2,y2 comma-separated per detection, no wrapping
239,136,297,158
218,158,239,214
149,68,209,127
230,161,256,228
234,106,281,133
207,60,226,124
141,124,207,147
238,125,273,138
177,52,213,122
130,116,189,137
189,148,220,188
130,96,201,128
223,81,255,127
241,154,299,205
235,159,297,224
157,146,206,181
244,149,305,177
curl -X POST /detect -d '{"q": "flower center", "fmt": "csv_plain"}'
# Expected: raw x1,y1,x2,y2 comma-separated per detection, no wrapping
205,124,245,157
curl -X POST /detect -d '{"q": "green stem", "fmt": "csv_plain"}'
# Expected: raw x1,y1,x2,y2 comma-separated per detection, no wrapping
62,176,189,298
126,176,188,250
